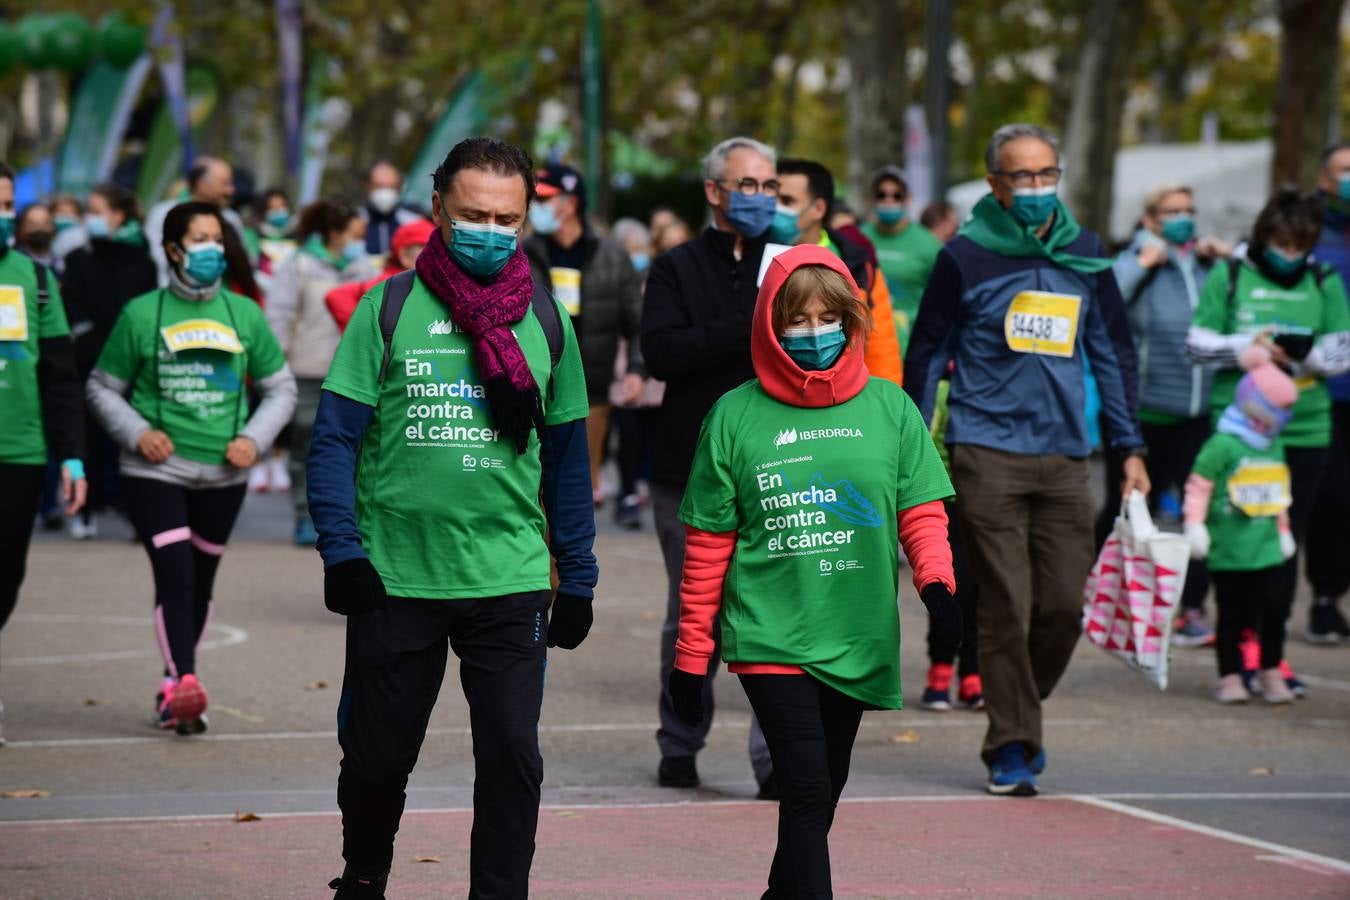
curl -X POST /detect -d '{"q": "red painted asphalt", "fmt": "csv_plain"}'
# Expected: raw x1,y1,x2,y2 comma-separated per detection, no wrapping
3,797,1347,898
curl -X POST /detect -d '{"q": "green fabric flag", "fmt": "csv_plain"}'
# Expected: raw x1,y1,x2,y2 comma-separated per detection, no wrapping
959,193,1114,274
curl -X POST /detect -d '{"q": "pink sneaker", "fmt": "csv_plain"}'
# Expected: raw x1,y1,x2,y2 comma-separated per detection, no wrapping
168,674,208,735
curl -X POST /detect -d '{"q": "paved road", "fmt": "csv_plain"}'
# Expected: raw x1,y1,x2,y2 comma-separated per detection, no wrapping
2,490,1349,897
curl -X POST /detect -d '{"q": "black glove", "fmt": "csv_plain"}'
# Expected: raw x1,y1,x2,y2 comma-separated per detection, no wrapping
920,582,963,654
324,557,387,616
547,593,593,649
667,668,706,727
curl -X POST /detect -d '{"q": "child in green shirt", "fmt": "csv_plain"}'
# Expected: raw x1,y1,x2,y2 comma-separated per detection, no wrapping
1184,347,1299,704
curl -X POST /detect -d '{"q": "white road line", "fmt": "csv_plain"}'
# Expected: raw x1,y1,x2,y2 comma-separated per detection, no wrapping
1298,673,1350,692
1071,795,1350,874
5,617,248,666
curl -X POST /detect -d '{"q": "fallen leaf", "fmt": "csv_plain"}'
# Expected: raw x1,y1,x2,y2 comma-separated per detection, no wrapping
234,810,262,822
1249,767,1275,777
413,856,442,864
1,789,50,799
890,730,920,744
305,680,328,691
83,698,99,706
557,810,582,819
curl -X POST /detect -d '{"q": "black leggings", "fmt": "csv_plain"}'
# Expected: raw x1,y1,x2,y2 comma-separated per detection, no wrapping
1272,446,1328,628
1212,568,1290,675
614,407,659,499
123,477,246,678
739,674,865,900
0,464,47,635
927,500,978,674
1305,402,1350,598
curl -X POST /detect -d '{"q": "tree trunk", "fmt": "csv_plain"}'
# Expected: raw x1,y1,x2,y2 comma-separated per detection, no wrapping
1060,0,1144,239
1271,0,1346,189
843,0,908,205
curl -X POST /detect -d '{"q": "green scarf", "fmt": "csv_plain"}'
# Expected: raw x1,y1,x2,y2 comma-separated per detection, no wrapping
109,219,144,246
959,193,1114,274
301,234,345,269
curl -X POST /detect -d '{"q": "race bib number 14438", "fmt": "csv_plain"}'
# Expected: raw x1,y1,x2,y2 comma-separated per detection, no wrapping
1004,291,1081,358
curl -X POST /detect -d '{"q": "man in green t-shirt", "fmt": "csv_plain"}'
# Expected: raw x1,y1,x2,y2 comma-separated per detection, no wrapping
308,138,596,899
0,161,87,745
859,166,943,355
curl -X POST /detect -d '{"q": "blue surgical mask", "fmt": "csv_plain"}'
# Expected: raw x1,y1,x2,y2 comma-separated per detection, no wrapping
265,209,291,231
1339,175,1350,202
1010,186,1058,227
54,214,79,233
1262,245,1307,278
529,201,561,236
341,239,366,265
85,214,110,238
0,213,13,245
875,204,905,227
180,241,227,286
724,191,776,238
1160,215,1195,246
450,220,518,281
768,204,801,244
630,252,650,273
779,321,847,371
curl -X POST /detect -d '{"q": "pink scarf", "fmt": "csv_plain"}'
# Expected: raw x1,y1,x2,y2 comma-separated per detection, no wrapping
415,234,544,452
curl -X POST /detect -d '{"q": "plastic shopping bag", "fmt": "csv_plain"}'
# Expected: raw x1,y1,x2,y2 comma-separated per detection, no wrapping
1081,491,1191,690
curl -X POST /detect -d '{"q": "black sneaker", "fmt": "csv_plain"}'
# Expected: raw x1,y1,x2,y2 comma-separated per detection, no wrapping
329,867,389,899
615,495,642,531
1306,600,1347,645
755,771,779,801
658,755,699,788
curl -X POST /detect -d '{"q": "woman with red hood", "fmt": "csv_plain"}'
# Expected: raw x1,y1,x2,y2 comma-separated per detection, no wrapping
668,244,959,896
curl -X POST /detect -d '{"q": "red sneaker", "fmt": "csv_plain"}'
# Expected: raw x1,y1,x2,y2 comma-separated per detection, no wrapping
168,674,208,735
958,674,985,710
921,662,954,711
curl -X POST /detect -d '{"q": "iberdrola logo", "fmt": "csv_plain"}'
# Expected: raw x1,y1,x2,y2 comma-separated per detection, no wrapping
773,427,798,449
428,318,460,335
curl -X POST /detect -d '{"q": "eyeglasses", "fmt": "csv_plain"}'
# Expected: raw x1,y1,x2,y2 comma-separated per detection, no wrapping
875,190,906,201
992,167,1063,188
715,177,780,198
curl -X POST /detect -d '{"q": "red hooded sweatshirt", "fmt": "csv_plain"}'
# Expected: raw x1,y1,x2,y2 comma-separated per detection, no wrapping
674,245,954,677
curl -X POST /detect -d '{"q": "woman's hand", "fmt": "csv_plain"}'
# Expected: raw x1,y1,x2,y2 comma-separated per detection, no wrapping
1253,330,1291,369
137,430,175,464
225,436,259,469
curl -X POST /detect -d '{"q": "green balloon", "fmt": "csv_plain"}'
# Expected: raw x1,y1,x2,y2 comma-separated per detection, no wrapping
0,23,16,76
98,13,145,67
17,15,53,69
47,12,95,72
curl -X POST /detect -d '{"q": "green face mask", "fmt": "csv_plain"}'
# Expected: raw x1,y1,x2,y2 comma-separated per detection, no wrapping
1160,215,1195,245
0,213,14,246
449,220,518,280
1010,187,1057,227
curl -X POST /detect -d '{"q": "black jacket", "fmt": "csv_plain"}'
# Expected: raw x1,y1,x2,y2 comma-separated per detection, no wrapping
524,231,645,401
60,238,159,376
640,226,769,485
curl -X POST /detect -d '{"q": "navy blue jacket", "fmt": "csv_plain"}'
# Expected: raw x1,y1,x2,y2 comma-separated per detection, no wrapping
904,228,1144,458
1316,214,1350,402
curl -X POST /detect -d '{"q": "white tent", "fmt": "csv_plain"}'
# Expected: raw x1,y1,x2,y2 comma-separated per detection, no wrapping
947,140,1273,246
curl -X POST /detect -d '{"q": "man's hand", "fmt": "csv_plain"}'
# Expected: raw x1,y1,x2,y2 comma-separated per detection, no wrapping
920,583,962,653
1195,236,1233,260
1121,453,1151,499
618,373,645,406
225,436,259,468
667,668,706,727
1137,243,1168,269
324,557,387,616
137,429,174,463
547,593,594,649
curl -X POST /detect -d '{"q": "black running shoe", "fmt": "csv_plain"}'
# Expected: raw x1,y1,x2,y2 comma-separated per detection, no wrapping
329,867,389,899
1306,600,1347,645
657,755,699,788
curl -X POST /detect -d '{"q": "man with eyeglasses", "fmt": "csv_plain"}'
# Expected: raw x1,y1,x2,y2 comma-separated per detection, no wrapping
861,166,944,356
640,136,777,797
905,123,1148,798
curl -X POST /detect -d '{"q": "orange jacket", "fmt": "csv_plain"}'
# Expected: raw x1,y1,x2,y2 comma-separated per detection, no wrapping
861,263,903,386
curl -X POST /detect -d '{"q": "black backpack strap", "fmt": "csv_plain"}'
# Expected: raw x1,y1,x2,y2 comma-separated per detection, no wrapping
377,270,417,384
1224,257,1242,332
33,259,50,305
530,282,564,400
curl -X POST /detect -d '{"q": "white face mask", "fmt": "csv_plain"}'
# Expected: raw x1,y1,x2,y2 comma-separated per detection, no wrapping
368,187,400,215
781,321,843,339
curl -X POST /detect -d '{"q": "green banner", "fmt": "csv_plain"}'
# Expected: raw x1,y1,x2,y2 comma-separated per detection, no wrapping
135,65,222,204
57,56,153,196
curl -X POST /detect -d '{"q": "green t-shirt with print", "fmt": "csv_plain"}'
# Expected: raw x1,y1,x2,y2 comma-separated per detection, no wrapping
1192,260,1350,447
679,378,953,709
1191,431,1289,572
96,288,287,464
0,250,71,464
323,276,589,600
860,221,942,353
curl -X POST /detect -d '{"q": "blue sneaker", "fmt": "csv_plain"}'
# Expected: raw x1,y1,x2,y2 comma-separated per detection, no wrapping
1027,746,1046,775
986,743,1037,796
294,516,317,547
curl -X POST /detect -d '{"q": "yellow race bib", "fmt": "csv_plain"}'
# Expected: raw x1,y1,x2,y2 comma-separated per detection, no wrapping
160,319,244,355
551,267,582,318
1004,291,1081,358
1227,459,1291,518
0,286,28,342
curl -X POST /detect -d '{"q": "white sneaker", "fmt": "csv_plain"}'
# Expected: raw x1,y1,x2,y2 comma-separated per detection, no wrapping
1214,674,1249,704
1258,668,1295,704
67,516,97,540
268,457,292,492
248,464,270,493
